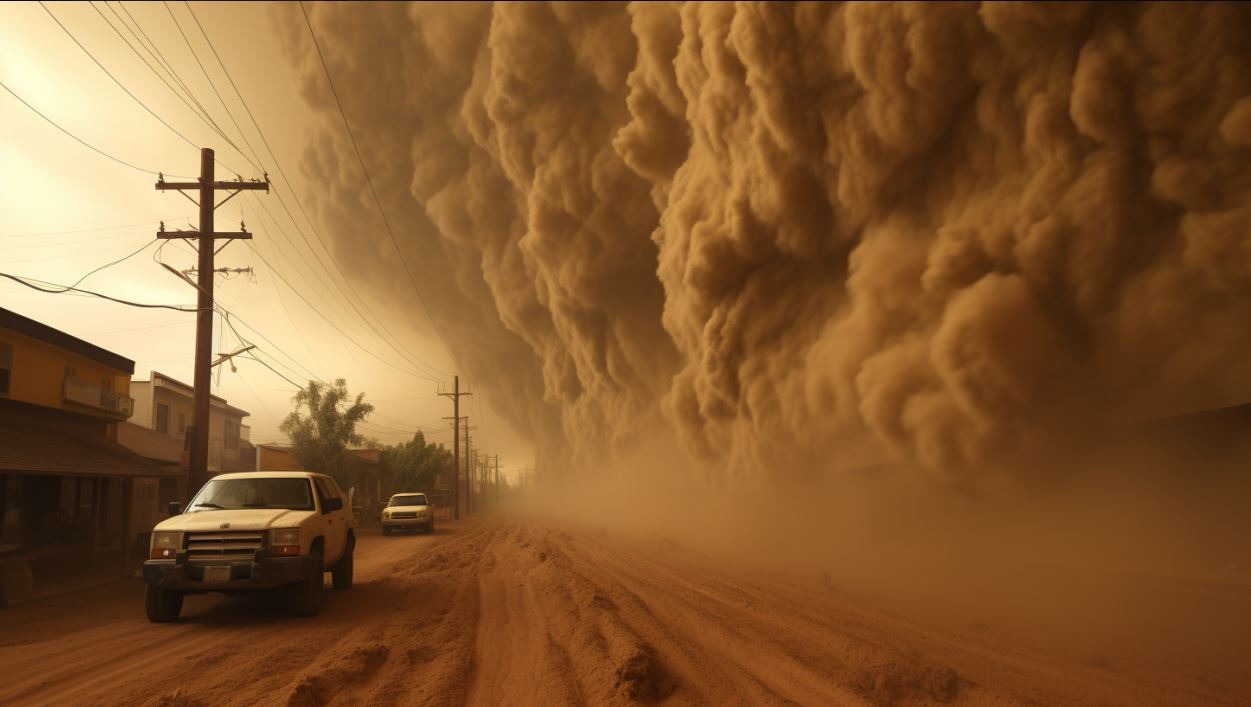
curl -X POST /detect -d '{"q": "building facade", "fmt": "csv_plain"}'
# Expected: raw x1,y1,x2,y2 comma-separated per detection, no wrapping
0,307,179,601
122,371,254,476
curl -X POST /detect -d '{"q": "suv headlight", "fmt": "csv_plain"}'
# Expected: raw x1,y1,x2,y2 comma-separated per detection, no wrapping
382,510,391,519
270,528,301,556
150,531,183,560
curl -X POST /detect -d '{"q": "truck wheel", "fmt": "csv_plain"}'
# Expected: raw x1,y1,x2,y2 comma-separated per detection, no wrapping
291,547,323,617
332,539,354,590
382,526,391,536
145,584,183,623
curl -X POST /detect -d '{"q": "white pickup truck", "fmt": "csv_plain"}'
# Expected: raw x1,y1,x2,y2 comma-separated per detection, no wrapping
142,471,357,622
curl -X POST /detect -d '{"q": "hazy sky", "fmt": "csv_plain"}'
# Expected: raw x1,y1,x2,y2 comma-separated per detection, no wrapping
0,1,534,480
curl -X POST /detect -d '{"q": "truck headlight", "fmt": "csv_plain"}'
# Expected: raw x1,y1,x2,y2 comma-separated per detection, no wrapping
270,528,301,556
382,510,391,519
150,531,183,560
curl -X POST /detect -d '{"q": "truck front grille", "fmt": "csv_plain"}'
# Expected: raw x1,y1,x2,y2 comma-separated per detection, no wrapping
185,532,264,562
391,512,417,519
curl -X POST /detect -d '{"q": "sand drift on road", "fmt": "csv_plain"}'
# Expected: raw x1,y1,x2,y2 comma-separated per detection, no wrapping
1,516,1247,706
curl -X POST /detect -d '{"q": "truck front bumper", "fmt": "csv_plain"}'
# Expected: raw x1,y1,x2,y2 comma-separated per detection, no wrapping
382,517,431,529
143,556,314,592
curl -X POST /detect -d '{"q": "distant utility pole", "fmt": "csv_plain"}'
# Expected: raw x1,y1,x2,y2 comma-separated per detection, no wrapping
441,414,466,517
493,454,500,507
463,419,473,514
465,422,478,514
157,147,267,498
438,375,470,520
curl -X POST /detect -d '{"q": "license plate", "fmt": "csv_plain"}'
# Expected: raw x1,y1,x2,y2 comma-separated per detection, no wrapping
203,566,231,584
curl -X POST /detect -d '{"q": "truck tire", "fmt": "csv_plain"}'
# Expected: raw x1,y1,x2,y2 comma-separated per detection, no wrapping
332,538,354,590
145,584,183,623
291,546,323,617
382,526,391,536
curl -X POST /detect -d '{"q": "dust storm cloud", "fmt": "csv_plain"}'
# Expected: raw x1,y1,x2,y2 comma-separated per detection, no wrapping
275,2,1251,479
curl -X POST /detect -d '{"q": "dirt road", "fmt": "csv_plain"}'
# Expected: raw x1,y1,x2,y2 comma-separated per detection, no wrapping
0,517,1246,706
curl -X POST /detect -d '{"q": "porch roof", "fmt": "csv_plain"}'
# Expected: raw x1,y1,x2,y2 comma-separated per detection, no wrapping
0,422,182,478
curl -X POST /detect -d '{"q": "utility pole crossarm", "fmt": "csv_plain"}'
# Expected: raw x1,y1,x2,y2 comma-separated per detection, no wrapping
211,345,256,369
155,179,269,192
158,231,252,240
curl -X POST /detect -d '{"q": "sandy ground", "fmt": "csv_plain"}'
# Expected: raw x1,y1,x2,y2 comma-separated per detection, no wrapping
0,516,1246,706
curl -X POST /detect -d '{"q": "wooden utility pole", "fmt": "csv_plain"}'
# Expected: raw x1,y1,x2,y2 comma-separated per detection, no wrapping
441,415,466,517
464,418,472,514
494,454,500,506
156,148,267,498
439,376,470,520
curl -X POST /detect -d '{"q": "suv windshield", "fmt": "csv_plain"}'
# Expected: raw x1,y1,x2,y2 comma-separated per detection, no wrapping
190,478,315,511
389,494,428,507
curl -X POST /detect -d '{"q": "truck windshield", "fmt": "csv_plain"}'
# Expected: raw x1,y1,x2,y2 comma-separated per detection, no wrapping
190,478,315,511
389,495,428,507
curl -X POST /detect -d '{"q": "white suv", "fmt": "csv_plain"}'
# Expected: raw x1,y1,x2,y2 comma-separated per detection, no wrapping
142,471,357,622
381,492,434,534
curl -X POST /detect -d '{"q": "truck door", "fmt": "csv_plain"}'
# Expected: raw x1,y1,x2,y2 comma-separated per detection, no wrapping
312,477,344,563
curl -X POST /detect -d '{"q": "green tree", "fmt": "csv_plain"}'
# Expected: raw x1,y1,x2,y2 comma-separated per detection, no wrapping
280,378,374,489
384,431,452,496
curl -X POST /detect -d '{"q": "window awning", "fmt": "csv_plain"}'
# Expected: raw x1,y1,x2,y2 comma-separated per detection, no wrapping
0,422,182,478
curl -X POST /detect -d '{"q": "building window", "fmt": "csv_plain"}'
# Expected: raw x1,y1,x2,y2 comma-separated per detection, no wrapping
177,413,186,434
0,342,11,396
156,403,169,433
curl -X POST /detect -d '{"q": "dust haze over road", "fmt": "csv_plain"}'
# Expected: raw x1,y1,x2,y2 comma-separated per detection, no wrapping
3,518,1248,706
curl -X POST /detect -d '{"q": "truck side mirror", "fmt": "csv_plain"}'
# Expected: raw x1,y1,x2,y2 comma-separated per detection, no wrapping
324,497,343,512
168,501,182,516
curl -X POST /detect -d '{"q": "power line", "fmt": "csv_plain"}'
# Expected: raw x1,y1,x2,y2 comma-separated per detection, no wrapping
239,353,302,389
0,271,197,311
38,1,244,175
65,237,159,290
185,5,450,381
90,1,224,147
216,308,324,386
243,237,443,384
41,2,195,150
0,78,171,177
243,192,448,382
90,0,258,179
298,1,454,362
0,219,184,242
4,242,160,266
247,345,319,390
160,0,261,172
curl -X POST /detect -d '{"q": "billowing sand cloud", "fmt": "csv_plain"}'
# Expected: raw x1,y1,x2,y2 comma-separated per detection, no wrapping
276,1,1251,479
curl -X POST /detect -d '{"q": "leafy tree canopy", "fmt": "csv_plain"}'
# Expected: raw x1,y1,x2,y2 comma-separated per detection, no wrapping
383,431,452,497
280,378,374,489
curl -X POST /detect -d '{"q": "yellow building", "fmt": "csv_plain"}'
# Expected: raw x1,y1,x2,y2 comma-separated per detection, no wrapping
0,306,179,603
